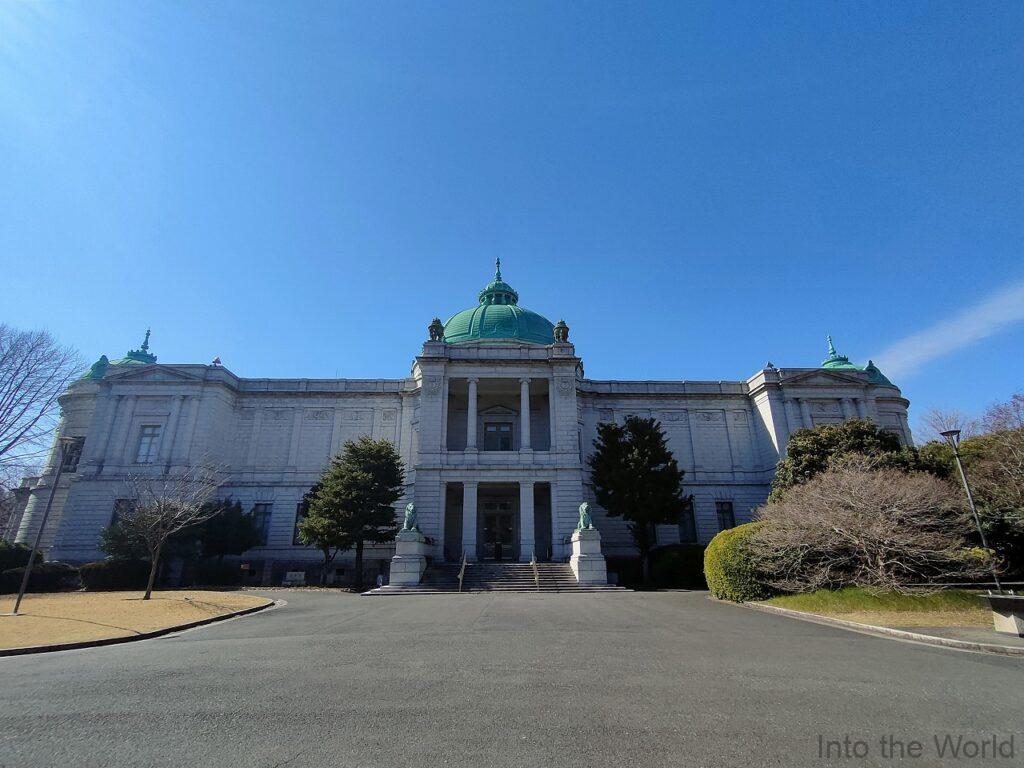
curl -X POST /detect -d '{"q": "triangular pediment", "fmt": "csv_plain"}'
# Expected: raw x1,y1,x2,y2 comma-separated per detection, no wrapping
106,364,202,383
480,405,518,417
781,369,865,387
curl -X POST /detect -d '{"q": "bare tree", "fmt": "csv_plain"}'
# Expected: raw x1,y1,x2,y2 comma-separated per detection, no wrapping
750,457,990,593
0,325,82,481
970,393,1024,517
119,463,224,599
918,407,977,443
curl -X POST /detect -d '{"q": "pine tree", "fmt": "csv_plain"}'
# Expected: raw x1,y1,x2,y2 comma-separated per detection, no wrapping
299,437,405,589
588,416,688,585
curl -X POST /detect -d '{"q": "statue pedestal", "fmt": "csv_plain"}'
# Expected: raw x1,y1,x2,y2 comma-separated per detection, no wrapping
569,528,607,585
389,530,428,586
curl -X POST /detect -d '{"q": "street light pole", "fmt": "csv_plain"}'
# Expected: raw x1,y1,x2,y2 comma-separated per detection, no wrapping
12,437,74,615
940,429,1002,592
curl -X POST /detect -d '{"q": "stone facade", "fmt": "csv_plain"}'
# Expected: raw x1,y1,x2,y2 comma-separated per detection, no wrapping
15,271,911,584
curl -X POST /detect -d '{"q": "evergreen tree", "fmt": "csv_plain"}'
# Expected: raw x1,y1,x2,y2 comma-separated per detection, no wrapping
588,416,688,585
769,419,921,501
198,499,261,563
299,437,405,589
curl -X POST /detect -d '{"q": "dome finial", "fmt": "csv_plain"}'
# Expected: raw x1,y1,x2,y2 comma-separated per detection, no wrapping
495,257,502,281
826,334,837,358
141,328,151,353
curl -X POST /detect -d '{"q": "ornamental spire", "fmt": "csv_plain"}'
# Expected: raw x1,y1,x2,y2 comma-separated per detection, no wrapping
495,257,502,281
141,328,151,353
826,334,837,358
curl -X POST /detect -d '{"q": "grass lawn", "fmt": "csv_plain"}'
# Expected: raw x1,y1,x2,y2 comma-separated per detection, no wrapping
0,591,272,651
763,587,990,628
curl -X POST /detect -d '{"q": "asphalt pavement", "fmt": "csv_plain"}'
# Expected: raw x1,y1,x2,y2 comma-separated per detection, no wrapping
1,590,1020,767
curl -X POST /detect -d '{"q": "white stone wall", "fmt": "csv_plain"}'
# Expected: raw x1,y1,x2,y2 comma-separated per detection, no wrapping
25,342,911,574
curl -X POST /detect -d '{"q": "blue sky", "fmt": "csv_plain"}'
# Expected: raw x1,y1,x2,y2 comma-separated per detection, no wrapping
1,1,1022,436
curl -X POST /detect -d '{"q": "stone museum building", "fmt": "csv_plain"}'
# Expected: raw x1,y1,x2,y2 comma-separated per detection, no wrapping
12,262,912,585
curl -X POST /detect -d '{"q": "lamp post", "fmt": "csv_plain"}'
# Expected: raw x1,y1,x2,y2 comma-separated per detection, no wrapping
940,428,1002,592
12,437,75,615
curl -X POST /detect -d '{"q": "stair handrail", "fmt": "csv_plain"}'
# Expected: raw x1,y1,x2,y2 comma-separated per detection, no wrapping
530,555,540,591
457,551,468,593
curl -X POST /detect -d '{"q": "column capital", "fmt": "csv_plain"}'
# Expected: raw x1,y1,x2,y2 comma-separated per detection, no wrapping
463,480,479,489
519,376,531,385
466,376,479,384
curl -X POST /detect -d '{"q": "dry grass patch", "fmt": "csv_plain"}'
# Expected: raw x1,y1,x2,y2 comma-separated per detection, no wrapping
0,591,271,651
763,587,990,629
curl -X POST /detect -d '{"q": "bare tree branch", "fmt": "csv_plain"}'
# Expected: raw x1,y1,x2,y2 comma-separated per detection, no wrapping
0,325,82,473
118,461,225,598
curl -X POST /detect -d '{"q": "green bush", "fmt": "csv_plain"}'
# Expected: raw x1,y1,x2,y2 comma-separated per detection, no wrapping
79,559,151,590
0,541,40,572
703,522,771,602
651,544,707,589
1,561,81,593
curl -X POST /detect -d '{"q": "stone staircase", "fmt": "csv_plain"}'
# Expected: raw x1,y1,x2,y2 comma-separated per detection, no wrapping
363,561,626,595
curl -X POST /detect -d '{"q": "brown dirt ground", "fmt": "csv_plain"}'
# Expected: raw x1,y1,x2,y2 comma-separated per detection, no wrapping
0,591,272,651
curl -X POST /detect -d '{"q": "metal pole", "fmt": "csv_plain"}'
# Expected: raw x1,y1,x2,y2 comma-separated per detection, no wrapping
951,448,1002,592
12,442,67,615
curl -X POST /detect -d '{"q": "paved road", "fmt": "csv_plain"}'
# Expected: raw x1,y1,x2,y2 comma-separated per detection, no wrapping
1,591,1020,767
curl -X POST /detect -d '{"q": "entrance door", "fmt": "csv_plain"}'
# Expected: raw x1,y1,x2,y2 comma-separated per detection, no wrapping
481,500,515,560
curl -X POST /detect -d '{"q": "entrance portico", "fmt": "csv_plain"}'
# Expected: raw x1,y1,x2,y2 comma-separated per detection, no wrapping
443,481,547,563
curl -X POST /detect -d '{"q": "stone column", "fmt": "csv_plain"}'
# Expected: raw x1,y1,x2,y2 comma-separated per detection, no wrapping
519,377,531,452
287,408,303,467
462,481,478,560
118,395,138,463
160,395,185,462
798,398,813,429
855,398,868,419
519,480,535,562
176,395,201,463
841,397,856,420
548,378,556,452
466,378,478,452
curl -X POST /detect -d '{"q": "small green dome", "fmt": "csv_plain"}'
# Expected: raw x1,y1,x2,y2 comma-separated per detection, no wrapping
443,260,555,345
821,335,859,370
111,329,157,366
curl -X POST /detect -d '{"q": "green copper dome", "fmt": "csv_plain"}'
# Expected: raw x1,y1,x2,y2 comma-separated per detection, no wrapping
821,335,859,370
443,260,556,345
111,329,157,366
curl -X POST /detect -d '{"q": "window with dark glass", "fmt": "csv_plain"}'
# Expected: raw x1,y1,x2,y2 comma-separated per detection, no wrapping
135,425,162,464
111,498,137,526
483,422,513,451
250,503,272,546
61,437,85,472
678,498,697,543
715,501,736,531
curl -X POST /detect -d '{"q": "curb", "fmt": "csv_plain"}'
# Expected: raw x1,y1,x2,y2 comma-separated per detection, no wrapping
0,598,278,657
726,598,1024,658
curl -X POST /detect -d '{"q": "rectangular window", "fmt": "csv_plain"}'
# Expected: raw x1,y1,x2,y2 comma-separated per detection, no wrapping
135,425,162,464
61,437,85,472
111,498,136,526
250,503,272,546
678,498,697,543
715,501,736,531
484,422,513,451
293,501,308,546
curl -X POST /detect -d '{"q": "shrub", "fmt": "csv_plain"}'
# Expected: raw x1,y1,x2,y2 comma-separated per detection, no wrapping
79,559,151,591
703,522,771,602
0,541,39,572
1,561,81,593
651,544,707,589
752,458,991,593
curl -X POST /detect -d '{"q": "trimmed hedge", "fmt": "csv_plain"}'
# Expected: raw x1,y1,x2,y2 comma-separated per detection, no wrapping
0,541,39,572
1,561,81,593
650,544,708,589
80,559,151,590
703,522,771,602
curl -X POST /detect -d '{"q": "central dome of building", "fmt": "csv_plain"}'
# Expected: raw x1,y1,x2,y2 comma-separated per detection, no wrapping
443,260,556,345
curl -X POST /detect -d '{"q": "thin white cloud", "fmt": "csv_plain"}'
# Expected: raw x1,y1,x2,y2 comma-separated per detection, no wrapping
875,278,1024,379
